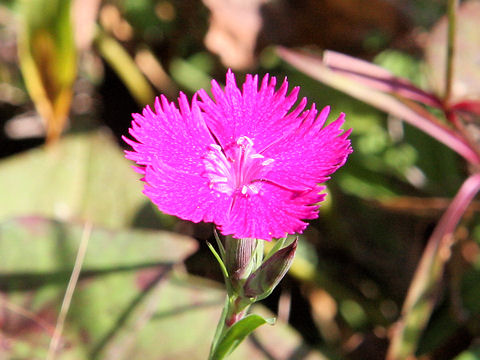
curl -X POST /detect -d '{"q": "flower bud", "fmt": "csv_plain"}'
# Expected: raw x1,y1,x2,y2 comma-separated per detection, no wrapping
243,238,297,300
224,237,260,282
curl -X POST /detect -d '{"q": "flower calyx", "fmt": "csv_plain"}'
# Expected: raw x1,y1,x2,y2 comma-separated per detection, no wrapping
243,237,297,301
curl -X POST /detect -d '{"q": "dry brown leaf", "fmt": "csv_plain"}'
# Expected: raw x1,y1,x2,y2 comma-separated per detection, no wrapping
203,0,409,70
203,0,267,69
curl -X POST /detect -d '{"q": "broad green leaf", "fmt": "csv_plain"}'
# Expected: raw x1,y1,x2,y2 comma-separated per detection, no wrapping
211,314,275,360
18,0,77,142
0,129,161,229
0,216,198,275
0,217,329,360
0,216,198,359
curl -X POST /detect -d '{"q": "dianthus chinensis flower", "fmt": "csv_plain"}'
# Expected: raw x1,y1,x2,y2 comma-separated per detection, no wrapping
124,70,352,241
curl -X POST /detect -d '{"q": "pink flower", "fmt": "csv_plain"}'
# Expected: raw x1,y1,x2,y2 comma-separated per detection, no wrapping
123,70,352,241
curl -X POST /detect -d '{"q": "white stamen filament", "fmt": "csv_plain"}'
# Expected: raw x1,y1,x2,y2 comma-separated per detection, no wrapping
203,136,275,197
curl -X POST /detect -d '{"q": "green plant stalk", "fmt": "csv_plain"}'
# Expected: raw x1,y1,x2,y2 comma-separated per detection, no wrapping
18,0,77,143
209,236,280,359
209,295,230,358
210,313,274,360
445,0,459,102
208,237,259,359
224,294,254,328
208,285,256,359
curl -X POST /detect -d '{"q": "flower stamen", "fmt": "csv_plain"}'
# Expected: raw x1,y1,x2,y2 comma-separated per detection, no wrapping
203,136,274,196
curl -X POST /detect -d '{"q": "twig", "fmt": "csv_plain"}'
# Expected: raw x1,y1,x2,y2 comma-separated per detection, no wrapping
46,221,92,360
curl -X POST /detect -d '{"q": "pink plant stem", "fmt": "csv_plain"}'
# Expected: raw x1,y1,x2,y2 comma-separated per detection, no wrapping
406,173,480,307
323,51,443,108
225,297,249,327
387,173,480,359
446,110,480,166
277,47,480,165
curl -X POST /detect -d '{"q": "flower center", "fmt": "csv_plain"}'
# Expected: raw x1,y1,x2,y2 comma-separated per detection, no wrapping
203,136,274,196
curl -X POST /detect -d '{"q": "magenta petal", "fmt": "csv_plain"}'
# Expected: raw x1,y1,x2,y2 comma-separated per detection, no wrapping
144,158,231,225
219,183,325,241
198,70,305,151
124,69,352,241
262,109,352,191
124,93,214,174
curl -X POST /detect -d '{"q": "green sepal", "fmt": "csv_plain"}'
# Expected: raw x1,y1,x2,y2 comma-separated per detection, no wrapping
207,241,229,283
264,236,287,262
243,238,297,300
213,229,226,260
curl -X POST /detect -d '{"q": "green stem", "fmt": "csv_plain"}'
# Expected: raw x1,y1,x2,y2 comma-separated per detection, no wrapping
209,236,263,359
224,295,252,328
444,0,459,102
209,295,229,359
209,294,253,360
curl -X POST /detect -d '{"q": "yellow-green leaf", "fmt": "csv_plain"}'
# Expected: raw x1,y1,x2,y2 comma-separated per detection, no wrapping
18,0,77,143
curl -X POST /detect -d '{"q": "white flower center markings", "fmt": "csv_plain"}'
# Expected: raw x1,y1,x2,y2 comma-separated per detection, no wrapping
203,136,275,196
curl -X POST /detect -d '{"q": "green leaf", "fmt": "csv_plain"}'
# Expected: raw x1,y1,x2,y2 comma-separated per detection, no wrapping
169,54,213,92
0,130,161,229
213,229,226,262
0,217,330,359
0,216,198,277
0,216,198,359
211,314,275,360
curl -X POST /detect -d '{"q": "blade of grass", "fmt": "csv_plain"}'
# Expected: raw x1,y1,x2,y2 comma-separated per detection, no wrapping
387,173,480,360
46,221,92,360
94,28,155,105
134,47,178,99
